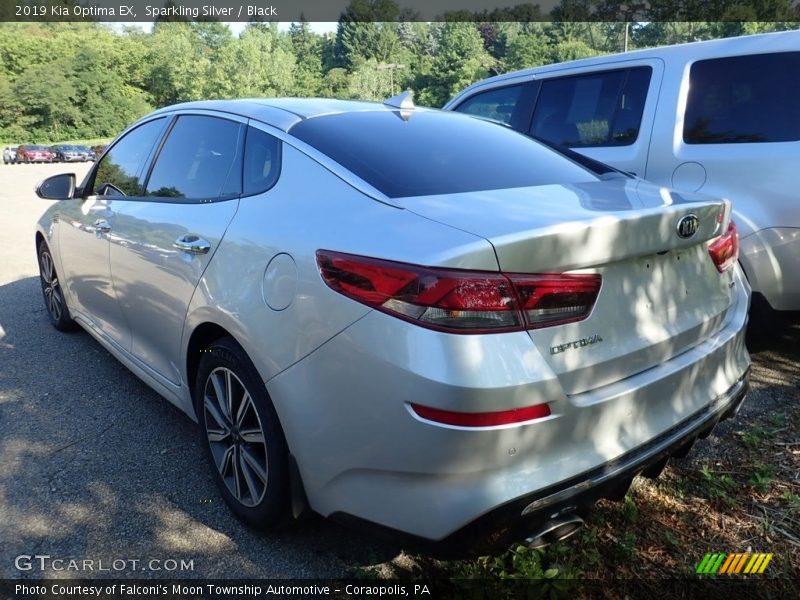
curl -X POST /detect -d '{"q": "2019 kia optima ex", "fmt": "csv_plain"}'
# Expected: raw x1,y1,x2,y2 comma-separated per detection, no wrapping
34,95,750,553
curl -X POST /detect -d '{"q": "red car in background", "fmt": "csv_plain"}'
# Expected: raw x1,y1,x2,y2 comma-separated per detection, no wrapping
16,145,55,163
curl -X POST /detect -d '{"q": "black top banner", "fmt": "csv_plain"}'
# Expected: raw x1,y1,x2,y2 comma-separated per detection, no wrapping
4,0,800,22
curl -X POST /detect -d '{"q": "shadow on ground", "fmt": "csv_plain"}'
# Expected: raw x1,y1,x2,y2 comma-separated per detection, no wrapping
0,277,402,579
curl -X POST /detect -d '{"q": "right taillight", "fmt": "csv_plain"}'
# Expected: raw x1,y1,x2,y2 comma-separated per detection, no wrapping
708,221,739,273
510,273,602,329
316,250,601,334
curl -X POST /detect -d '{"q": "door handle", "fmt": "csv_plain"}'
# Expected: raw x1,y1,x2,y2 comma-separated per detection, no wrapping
94,219,112,233
173,235,211,255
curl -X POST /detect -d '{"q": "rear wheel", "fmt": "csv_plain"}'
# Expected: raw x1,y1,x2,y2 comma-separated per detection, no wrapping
195,337,290,530
37,242,75,331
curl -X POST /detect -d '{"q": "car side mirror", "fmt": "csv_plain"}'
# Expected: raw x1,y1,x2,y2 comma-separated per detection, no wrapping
36,173,76,200
96,182,126,197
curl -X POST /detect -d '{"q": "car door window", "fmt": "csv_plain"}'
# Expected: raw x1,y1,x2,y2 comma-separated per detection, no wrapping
684,52,800,144
530,67,651,148
93,118,166,196
243,126,282,196
454,85,524,126
145,115,244,200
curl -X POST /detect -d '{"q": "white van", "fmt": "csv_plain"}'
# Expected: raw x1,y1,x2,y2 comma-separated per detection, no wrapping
445,30,800,315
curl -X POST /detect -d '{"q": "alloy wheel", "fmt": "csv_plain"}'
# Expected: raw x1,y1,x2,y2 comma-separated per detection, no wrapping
39,249,63,322
203,367,269,507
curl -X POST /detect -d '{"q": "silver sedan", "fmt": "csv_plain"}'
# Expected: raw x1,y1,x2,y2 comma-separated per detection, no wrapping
34,96,750,553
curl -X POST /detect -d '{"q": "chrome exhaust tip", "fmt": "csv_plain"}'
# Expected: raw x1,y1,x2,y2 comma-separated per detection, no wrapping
524,514,584,549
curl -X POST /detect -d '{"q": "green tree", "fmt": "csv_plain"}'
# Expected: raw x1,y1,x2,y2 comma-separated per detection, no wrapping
147,23,210,105
12,60,79,140
415,23,493,107
504,27,551,70
289,19,324,96
214,24,295,98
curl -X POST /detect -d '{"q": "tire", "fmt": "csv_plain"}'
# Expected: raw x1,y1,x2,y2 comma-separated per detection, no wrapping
195,337,290,530
37,241,76,331
746,292,780,351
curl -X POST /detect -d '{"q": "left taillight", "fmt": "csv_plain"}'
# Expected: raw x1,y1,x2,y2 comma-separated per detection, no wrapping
316,250,601,334
708,221,739,273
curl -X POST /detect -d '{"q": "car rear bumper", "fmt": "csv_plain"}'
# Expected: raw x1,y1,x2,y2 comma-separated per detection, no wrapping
334,369,749,554
268,266,751,543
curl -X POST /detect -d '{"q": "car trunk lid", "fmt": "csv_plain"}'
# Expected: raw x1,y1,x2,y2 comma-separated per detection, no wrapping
397,178,735,395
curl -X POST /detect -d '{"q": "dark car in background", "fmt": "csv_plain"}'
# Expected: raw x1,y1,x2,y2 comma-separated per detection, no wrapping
51,144,95,162
16,145,55,163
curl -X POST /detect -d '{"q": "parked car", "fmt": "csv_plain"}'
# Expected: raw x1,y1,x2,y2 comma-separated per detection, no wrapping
34,97,750,553
445,30,800,318
51,144,94,162
3,146,17,164
16,144,55,163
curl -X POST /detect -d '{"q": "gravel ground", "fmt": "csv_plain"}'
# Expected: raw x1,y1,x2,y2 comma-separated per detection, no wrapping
0,163,797,580
0,163,401,579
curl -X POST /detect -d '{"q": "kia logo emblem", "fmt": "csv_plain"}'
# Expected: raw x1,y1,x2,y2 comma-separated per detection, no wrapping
677,214,699,239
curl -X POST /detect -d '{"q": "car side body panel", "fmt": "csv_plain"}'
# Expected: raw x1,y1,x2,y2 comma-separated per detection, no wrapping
181,138,500,409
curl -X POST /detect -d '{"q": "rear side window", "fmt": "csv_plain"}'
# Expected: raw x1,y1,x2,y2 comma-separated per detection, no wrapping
145,115,244,200
530,67,651,148
684,52,800,144
290,110,597,198
454,85,524,126
94,118,166,196
243,126,281,196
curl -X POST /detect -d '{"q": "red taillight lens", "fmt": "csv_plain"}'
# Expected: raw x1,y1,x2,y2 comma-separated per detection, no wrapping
316,250,601,333
708,221,739,273
511,274,602,329
410,402,551,427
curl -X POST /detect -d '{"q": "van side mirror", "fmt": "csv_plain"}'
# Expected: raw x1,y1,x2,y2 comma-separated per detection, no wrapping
36,173,76,200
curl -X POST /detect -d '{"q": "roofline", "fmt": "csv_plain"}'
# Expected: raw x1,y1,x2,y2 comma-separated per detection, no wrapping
445,29,800,108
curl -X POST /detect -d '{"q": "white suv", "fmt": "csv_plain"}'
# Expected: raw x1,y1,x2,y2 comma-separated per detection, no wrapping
446,30,800,316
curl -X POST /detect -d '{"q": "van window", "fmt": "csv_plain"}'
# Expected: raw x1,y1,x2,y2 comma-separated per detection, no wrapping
684,52,800,144
529,67,651,148
454,85,524,126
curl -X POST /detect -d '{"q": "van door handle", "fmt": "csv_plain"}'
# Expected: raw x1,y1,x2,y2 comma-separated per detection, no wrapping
93,219,112,233
173,235,211,255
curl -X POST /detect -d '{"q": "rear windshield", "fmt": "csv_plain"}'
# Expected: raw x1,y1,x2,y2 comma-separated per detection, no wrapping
289,110,597,198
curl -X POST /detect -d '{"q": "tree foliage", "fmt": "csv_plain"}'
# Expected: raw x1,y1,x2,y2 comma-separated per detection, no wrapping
0,8,796,142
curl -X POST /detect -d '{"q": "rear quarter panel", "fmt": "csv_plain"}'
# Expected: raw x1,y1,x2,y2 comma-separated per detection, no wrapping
182,140,498,394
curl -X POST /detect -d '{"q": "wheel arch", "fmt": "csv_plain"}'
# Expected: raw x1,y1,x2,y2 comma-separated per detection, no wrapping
185,321,236,420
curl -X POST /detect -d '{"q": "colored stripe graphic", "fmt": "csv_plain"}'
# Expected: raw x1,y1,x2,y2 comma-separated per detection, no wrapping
757,554,773,573
719,553,736,574
734,553,750,573
696,554,712,574
710,553,726,573
721,553,743,574
744,554,761,574
698,552,773,575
